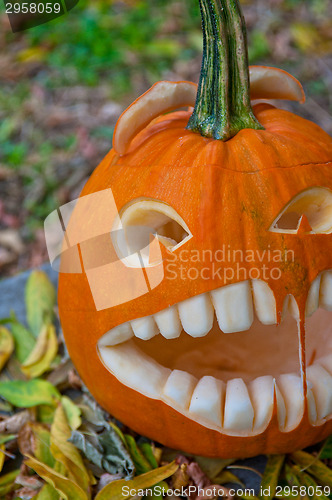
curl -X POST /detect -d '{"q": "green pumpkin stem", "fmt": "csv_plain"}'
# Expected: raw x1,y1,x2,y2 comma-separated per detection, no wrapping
187,0,264,140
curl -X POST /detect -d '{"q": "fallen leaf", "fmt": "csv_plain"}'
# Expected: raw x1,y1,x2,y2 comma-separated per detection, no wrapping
291,464,318,492
18,422,55,468
259,454,285,500
291,450,332,487
17,47,47,63
61,395,81,430
0,410,30,433
10,318,36,363
284,463,304,493
0,444,5,472
95,460,178,500
69,427,135,478
25,455,89,500
0,469,20,496
47,359,74,388
0,379,60,407
320,435,332,460
214,470,244,487
37,404,56,425
25,271,56,337
50,404,91,497
34,483,60,499
21,324,58,378
0,433,16,445
125,434,152,475
0,326,14,371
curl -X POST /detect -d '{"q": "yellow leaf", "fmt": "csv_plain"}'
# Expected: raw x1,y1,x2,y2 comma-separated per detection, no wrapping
291,450,332,487
25,271,56,337
61,396,81,430
95,461,179,500
291,23,321,54
0,444,5,473
17,47,47,63
25,455,88,500
0,327,14,372
50,404,91,498
21,325,58,378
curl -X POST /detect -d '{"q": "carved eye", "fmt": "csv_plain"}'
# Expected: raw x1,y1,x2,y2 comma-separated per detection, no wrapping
270,187,332,235
112,198,192,267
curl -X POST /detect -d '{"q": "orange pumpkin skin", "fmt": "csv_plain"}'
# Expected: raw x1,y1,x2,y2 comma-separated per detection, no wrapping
58,103,332,458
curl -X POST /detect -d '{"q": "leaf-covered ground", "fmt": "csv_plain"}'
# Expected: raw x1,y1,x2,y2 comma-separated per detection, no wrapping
0,0,331,276
1,271,332,499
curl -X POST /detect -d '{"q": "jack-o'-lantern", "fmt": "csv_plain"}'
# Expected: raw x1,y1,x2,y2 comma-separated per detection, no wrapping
58,0,332,458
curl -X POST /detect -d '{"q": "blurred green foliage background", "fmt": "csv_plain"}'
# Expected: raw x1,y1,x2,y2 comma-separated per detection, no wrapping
0,0,331,275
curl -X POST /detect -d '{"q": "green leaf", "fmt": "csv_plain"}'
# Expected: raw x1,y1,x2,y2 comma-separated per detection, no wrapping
0,318,13,325
25,455,89,500
291,464,318,490
125,434,152,475
194,456,235,480
32,423,55,468
21,324,58,378
0,327,14,372
0,379,60,407
50,404,91,498
0,469,20,496
291,450,332,488
61,396,81,430
138,441,159,468
25,271,56,337
214,470,244,487
95,460,179,500
284,463,303,490
10,319,36,363
34,483,60,500
259,454,285,500
37,404,56,424
320,435,332,460
0,433,16,445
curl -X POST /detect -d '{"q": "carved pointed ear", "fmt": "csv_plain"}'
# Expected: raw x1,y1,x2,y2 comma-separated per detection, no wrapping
269,187,332,235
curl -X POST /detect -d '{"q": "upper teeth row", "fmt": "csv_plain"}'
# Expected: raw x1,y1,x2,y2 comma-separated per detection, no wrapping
99,271,332,345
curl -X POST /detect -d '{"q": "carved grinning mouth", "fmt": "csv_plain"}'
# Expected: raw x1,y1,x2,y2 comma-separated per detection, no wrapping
97,274,332,436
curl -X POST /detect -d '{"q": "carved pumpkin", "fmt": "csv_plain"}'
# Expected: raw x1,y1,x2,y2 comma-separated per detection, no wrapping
58,0,332,458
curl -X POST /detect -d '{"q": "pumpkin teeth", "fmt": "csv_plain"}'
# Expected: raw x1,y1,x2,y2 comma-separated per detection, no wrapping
307,363,332,421
320,271,332,311
97,278,332,434
188,376,225,426
162,369,198,410
130,316,159,341
251,280,277,325
98,274,332,344
306,275,322,317
154,305,182,339
281,294,301,322
223,378,255,431
249,376,275,432
276,374,304,431
178,293,214,337
97,335,332,434
210,280,254,333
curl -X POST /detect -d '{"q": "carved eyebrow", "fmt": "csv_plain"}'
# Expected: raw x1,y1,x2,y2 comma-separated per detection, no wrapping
112,198,192,267
269,187,332,235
